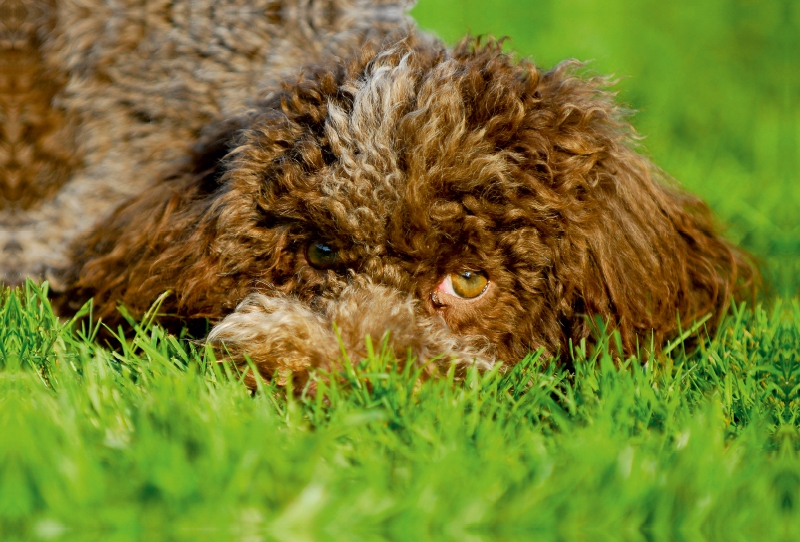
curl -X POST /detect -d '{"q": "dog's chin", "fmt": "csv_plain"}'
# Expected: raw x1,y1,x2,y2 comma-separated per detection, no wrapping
206,280,496,390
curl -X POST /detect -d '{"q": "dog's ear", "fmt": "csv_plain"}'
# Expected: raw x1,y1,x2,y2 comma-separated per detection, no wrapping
522,62,757,353
54,113,258,324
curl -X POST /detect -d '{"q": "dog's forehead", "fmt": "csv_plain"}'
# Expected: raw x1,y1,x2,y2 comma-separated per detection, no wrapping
312,51,514,241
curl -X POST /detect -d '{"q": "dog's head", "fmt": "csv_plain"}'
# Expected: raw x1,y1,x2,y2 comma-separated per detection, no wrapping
66,36,754,371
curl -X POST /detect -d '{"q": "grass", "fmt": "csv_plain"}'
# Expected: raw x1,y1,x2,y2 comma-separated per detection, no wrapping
4,1,798,540
2,283,799,541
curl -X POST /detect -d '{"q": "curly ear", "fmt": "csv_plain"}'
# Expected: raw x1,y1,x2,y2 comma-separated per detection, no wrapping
52,113,257,325
529,62,757,353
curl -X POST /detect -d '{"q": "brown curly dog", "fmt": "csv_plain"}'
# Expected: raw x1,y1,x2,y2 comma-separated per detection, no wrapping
56,35,755,386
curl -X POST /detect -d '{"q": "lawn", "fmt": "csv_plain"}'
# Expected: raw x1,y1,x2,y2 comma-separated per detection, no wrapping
3,0,798,540
6,284,800,541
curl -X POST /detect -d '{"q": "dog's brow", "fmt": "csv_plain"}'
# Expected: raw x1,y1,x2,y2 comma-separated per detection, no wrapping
255,211,302,229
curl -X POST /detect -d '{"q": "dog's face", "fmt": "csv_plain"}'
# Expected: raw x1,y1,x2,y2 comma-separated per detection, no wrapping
224,42,562,361
66,37,752,378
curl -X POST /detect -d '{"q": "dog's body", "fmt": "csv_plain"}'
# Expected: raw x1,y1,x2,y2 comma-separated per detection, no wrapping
6,2,754,385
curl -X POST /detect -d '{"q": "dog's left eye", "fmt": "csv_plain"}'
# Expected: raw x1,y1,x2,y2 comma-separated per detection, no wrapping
438,271,489,299
306,241,338,269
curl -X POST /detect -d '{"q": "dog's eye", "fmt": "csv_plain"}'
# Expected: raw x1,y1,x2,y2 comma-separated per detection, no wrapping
306,241,338,269
438,270,489,299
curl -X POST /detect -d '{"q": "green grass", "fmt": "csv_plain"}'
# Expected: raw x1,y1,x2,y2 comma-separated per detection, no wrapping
3,282,800,541
4,1,799,540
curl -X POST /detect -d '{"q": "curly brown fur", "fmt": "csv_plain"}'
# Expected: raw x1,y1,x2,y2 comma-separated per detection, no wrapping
0,0,416,283
56,35,756,385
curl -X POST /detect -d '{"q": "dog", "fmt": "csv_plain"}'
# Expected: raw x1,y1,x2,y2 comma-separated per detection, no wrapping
51,33,756,387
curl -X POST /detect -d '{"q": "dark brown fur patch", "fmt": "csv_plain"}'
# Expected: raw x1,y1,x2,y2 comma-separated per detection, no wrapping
0,0,78,208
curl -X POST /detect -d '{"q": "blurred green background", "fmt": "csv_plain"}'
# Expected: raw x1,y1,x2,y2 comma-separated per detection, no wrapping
411,0,798,296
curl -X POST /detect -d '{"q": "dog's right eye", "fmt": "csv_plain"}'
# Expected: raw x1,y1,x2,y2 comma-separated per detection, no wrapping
306,241,338,269
437,270,490,300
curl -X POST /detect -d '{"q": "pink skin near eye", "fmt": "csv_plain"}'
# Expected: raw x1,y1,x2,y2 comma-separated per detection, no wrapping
437,275,458,297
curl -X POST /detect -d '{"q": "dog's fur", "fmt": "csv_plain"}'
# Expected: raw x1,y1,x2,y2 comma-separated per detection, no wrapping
50,34,755,385
1,0,415,284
